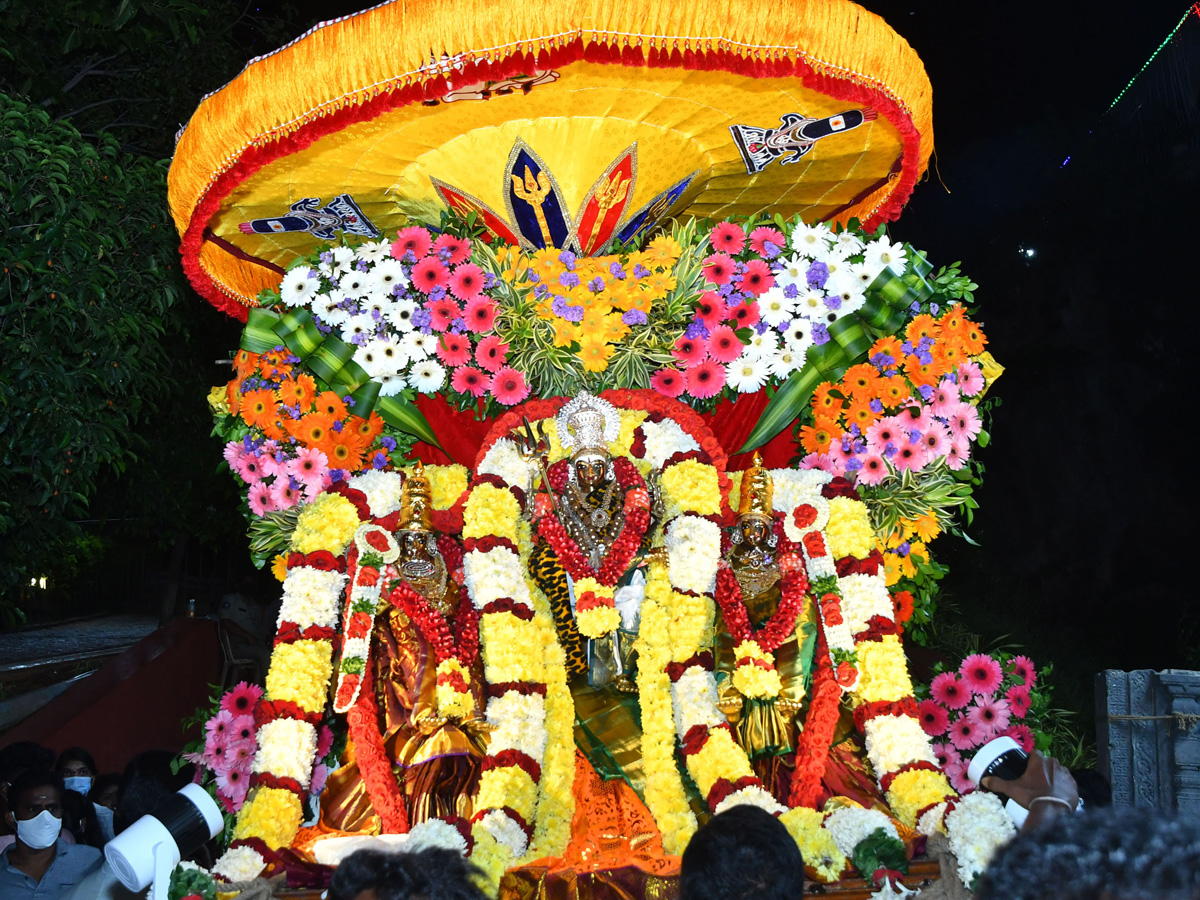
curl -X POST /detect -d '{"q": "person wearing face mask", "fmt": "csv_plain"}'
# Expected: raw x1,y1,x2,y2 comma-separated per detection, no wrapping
0,771,101,899
55,747,114,845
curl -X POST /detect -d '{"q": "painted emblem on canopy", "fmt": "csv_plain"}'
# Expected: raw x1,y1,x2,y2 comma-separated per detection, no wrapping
432,139,693,255
730,108,878,175
238,194,380,240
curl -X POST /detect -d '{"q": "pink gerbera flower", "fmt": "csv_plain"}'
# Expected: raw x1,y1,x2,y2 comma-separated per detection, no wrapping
948,717,982,751
234,454,265,484
229,714,256,745
247,481,276,516
919,698,950,736
437,332,472,367
930,379,961,418
221,681,263,716
1005,683,1033,718
1003,724,1035,753
737,259,775,296
462,296,497,333
270,478,301,510
960,653,1004,695
865,418,903,455
727,300,760,329
309,762,330,796
748,226,786,256
702,252,736,286
1009,655,1037,687
411,256,449,293
227,743,255,773
215,767,247,800
204,739,229,772
695,291,727,328
651,367,686,398
223,441,247,469
391,226,432,260
451,365,490,398
426,297,460,331
448,263,485,303
709,222,746,255
893,437,928,472
968,697,1011,737
932,741,962,770
856,454,889,486
946,436,971,470
920,421,951,459
206,709,234,739
931,672,971,710
956,361,985,396
317,725,335,759
432,233,471,266
286,447,328,489
896,403,933,434
686,359,726,399
945,759,974,793
490,367,529,406
798,452,837,473
475,335,509,373
672,335,708,368
946,401,982,440
705,325,743,364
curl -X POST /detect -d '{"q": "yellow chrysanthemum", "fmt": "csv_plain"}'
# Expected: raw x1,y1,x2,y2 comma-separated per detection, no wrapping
854,635,914,703
780,808,847,882
825,496,876,560
661,460,721,518
480,613,543,682
264,639,333,714
233,786,302,849
291,492,360,555
886,769,953,826
463,483,521,541
645,234,683,265
476,765,539,821
689,728,754,796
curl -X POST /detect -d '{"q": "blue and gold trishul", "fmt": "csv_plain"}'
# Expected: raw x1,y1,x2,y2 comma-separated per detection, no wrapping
432,139,696,255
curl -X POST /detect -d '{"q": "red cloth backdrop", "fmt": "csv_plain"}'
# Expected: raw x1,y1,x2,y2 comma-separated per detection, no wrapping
411,389,798,470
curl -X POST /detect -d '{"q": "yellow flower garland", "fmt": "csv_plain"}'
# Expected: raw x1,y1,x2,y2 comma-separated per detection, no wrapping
688,728,754,797
824,496,876,560
886,768,954,826
479,613,543,683
264,639,333,714
853,636,914,703
476,766,539,822
730,640,783,699
780,808,848,883
661,459,722,518
291,492,360,555
463,483,522,541
233,786,302,848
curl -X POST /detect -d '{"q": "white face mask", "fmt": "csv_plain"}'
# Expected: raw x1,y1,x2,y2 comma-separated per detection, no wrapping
63,776,92,795
16,809,62,850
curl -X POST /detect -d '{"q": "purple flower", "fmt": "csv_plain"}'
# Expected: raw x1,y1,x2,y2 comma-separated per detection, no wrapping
330,469,346,483
897,541,911,556
806,261,829,289
289,475,302,490
762,240,781,258
355,259,369,272
563,304,585,323
622,309,648,325
428,285,447,302
776,320,790,333
718,282,736,299
344,395,355,408
372,452,388,470
812,323,830,345
846,457,863,472
534,282,550,299
849,424,861,437
824,294,843,311
883,441,897,458
917,350,934,365
401,250,418,265
754,320,770,334
412,308,432,329
910,301,922,313
869,399,883,414
381,436,397,451
930,302,940,315
918,384,934,402
908,429,922,443
782,283,799,299
449,319,467,334
483,271,498,289
350,332,368,346
632,263,651,278
558,250,577,269
308,269,320,279
332,420,344,433
609,262,627,280
550,296,568,316
558,271,581,289
588,276,605,292
685,319,710,339
901,340,914,355
319,251,333,263
527,270,541,283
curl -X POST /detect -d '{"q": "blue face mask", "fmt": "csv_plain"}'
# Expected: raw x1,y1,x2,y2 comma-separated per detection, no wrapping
63,775,92,795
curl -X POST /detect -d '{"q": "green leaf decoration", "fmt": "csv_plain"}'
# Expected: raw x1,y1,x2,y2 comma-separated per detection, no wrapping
850,827,909,881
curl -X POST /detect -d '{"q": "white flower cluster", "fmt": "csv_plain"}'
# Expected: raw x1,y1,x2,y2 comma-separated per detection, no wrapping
917,801,949,838
253,718,319,787
349,469,405,516
278,566,347,630
211,845,266,883
837,573,893,636
464,546,531,610
945,790,1016,887
476,808,529,858
713,784,787,817
824,806,901,858
771,467,832,514
477,439,535,490
405,817,469,855
670,666,725,741
665,515,721,596
486,691,549,760
863,714,939,777
640,418,700,471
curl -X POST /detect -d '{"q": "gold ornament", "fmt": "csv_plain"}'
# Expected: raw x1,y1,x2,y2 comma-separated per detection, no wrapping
398,460,435,533
737,452,773,521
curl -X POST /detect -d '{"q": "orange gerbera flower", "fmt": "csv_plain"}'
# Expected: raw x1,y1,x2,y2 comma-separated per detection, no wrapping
600,314,629,344
287,411,337,447
903,356,941,388
552,320,581,348
326,437,365,472
235,349,259,383
799,417,842,455
277,373,317,411
876,376,908,408
869,335,904,366
349,411,385,445
938,303,970,338
961,320,988,355
240,389,278,431
905,314,940,345
645,234,683,265
259,349,293,380
812,382,845,416
225,380,243,417
313,391,348,420
933,340,964,374
845,397,879,431
843,363,881,400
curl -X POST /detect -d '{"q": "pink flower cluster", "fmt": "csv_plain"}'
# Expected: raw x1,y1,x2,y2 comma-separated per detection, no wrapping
918,653,1038,793
223,440,331,517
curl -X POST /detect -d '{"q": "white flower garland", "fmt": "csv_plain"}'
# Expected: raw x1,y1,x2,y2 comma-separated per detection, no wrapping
824,807,900,859
278,566,347,630
477,438,536,490
464,547,531,610
405,817,470,855
348,469,405,517
211,845,266,883
945,791,1015,887
669,665,725,741
253,718,319,787
863,714,939,777
713,784,787,817
664,515,720,596
837,572,893,636
475,808,529,858
485,691,549,760
640,418,699,470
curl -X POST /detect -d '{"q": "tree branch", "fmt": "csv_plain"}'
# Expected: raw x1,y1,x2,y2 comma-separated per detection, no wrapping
61,53,122,93
55,97,152,121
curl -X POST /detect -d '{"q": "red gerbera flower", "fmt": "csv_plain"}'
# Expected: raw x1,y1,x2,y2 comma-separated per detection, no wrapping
960,653,1004,696
436,332,472,367
728,300,760,328
651,367,685,398
737,259,775,296
475,335,509,373
709,221,746,255
930,672,970,710
426,297,460,331
448,262,485,302
411,256,449,293
491,367,530,405
748,225,786,256
433,233,472,266
695,291,727,327
1003,724,1035,753
702,252,736,286
686,359,725,399
705,325,742,364
462,296,497,333
391,226,432,260
1009,655,1037,687
891,589,915,624
1005,684,1032,718
918,698,950,736
451,365,490,398
220,682,263,716
672,335,708,368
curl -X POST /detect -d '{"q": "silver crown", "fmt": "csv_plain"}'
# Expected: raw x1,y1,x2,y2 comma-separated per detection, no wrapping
557,392,620,459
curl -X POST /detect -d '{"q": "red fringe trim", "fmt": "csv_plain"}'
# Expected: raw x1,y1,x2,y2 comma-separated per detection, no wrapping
273,621,337,646
254,698,323,727
853,696,919,732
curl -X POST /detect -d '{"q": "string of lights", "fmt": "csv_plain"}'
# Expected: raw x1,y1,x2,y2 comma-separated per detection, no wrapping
1107,3,1200,111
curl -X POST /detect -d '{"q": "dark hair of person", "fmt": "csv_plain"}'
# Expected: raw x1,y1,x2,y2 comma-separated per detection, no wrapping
0,742,56,775
61,788,105,847
975,806,1200,900
88,773,122,805
114,750,194,835
680,805,805,900
55,746,97,777
6,770,63,813
328,848,489,900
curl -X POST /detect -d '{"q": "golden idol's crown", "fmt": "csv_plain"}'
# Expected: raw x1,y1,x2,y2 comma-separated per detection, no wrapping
737,452,774,520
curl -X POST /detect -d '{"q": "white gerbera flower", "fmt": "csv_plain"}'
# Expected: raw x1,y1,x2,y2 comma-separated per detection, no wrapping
400,330,433,360
318,245,354,277
745,330,779,360
409,360,446,393
340,313,377,345
368,258,409,294
355,238,392,264
758,286,794,327
783,319,814,350
279,267,320,308
312,290,350,325
377,372,408,396
361,294,394,323
845,261,880,292
725,356,769,393
832,228,865,256
769,344,806,377
817,251,849,276
794,288,827,320
354,336,404,377
789,221,833,254
775,254,811,289
339,269,370,299
824,272,865,318
865,235,908,274
386,297,417,332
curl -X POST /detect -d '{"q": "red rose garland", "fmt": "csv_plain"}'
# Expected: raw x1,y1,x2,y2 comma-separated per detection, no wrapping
714,517,808,653
789,627,842,808
382,579,480,671
347,654,411,833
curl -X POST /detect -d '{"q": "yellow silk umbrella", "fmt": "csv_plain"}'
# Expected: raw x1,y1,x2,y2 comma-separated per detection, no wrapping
168,0,932,320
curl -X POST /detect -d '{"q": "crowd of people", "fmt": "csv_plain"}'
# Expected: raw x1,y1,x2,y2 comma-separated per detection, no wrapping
4,738,1199,900
0,740,200,899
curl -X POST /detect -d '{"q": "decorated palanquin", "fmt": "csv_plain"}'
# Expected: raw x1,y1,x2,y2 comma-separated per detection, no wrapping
169,0,1018,895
